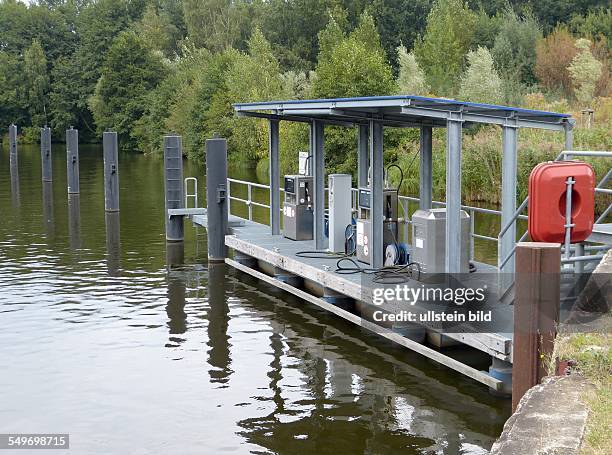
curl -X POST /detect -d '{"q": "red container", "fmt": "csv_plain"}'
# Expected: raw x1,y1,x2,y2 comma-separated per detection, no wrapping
528,161,595,243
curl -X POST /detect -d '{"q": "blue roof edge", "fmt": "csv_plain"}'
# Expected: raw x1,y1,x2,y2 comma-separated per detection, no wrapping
233,94,571,119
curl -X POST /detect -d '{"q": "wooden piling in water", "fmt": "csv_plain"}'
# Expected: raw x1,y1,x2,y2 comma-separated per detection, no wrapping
103,132,119,212
66,127,79,194
512,241,561,411
163,134,184,242
41,126,52,181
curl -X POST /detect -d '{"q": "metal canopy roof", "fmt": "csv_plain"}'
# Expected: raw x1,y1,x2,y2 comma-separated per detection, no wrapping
234,95,572,131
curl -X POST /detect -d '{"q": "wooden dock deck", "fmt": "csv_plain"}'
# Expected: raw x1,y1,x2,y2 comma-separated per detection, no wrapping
194,216,519,390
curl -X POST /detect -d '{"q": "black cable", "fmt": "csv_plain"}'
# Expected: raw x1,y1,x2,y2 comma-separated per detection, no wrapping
335,257,421,284
386,163,404,195
296,224,356,259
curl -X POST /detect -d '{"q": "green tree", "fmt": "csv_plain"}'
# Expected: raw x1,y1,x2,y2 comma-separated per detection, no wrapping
89,31,167,150
458,47,503,104
312,12,395,98
0,51,26,135
221,28,286,161
491,9,541,88
368,0,432,70
568,38,603,107
414,0,476,96
182,0,253,52
260,0,336,70
134,4,181,56
396,45,429,95
24,39,50,127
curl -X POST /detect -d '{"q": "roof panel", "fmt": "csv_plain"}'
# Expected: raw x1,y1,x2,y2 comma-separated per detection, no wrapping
233,95,571,129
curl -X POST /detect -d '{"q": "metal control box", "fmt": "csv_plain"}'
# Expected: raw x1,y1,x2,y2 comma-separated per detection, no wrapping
328,174,352,252
283,175,313,241
411,208,470,274
356,219,398,264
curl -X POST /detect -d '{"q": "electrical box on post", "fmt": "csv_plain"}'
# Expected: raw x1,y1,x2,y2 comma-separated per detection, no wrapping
528,161,595,243
328,174,353,253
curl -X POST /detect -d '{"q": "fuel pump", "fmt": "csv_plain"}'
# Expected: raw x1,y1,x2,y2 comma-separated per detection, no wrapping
283,175,314,240
355,184,399,265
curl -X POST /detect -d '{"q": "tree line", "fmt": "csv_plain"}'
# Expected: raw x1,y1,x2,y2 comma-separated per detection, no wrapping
0,0,609,173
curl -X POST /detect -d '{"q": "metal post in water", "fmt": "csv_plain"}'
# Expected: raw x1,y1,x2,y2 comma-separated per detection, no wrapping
205,136,228,262
66,127,80,194
103,132,120,212
42,181,54,236
10,159,20,208
9,124,17,166
105,212,121,276
41,126,52,181
163,134,184,242
68,194,81,250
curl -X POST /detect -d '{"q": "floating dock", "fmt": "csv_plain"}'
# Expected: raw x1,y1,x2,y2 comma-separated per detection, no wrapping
164,95,611,393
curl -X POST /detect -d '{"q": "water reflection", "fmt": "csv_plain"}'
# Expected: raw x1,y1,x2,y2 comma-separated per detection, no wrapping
42,182,54,236
0,145,509,454
207,263,232,384
10,161,19,208
233,276,507,454
104,212,120,276
165,241,184,270
166,269,187,348
67,194,81,250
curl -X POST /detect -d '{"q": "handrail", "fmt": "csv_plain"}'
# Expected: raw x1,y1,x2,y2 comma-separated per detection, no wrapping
497,149,611,271
226,150,610,269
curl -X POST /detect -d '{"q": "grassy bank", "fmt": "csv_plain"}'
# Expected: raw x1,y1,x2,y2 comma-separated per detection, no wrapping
551,328,611,454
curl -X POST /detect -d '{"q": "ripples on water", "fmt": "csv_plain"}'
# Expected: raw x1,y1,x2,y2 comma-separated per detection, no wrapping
0,145,510,454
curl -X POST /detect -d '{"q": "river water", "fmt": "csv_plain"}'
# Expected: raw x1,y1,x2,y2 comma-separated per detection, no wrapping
0,144,509,454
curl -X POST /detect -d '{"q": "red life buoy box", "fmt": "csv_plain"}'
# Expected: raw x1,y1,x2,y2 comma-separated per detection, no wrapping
528,161,595,243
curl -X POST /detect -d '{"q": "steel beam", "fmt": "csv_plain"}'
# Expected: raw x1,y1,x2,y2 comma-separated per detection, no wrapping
500,123,518,286
358,124,369,189
445,115,463,273
370,120,384,269
419,126,433,210
312,120,325,249
268,119,281,235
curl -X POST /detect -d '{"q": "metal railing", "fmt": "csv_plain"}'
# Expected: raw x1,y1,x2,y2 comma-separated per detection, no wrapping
497,150,611,272
227,152,610,269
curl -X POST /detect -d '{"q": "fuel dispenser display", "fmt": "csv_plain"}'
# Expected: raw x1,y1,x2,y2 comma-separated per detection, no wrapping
283,175,314,241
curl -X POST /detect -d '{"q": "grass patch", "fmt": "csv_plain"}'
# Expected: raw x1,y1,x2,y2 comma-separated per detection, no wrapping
552,325,611,454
